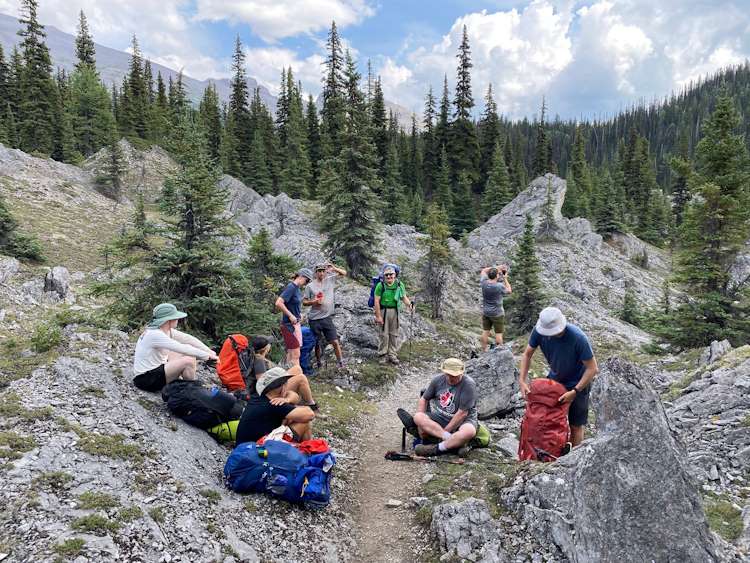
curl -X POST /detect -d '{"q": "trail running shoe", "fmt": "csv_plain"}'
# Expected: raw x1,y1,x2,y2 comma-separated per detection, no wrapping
456,444,472,457
414,443,440,457
397,408,419,437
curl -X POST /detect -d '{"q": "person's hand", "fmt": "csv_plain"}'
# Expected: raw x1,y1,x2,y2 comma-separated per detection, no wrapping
375,315,383,325
289,314,298,325
207,351,219,361
520,380,531,399
270,397,289,406
558,390,577,404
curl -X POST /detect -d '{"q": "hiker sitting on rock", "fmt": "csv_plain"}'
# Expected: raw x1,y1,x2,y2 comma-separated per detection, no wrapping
235,367,315,445
479,265,512,351
132,303,218,392
302,262,347,369
374,265,413,365
275,268,313,368
519,307,599,447
411,358,478,457
249,336,319,409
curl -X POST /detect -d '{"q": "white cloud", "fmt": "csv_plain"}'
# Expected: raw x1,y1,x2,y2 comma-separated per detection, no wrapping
193,0,375,43
243,47,325,96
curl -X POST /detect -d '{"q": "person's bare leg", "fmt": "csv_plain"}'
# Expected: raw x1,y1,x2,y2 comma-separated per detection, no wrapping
570,425,584,447
331,340,343,361
286,347,301,367
288,421,312,442
164,353,196,383
413,412,447,440
440,423,476,450
495,332,503,346
286,373,314,404
481,330,490,352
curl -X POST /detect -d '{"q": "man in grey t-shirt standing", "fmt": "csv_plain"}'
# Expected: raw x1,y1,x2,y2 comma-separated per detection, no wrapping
303,262,347,368
480,265,512,351
412,358,478,457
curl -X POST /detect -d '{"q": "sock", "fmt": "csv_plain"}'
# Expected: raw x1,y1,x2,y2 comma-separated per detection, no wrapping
438,441,448,452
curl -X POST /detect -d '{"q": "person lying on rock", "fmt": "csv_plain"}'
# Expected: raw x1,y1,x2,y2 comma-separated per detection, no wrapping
132,303,218,392
248,336,320,409
410,358,478,457
235,367,316,445
276,268,313,368
519,306,599,447
479,265,512,351
302,262,347,369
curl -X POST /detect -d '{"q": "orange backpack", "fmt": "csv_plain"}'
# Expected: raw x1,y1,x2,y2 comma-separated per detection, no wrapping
217,334,253,393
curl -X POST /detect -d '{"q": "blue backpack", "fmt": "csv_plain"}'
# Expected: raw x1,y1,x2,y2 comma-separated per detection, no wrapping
299,326,317,376
367,263,401,307
223,440,335,509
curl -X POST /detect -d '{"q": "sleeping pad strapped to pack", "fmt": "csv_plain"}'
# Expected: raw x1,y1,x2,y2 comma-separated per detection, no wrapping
223,439,335,509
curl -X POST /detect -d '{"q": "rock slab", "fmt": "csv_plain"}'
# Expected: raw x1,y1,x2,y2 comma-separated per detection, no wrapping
463,346,521,419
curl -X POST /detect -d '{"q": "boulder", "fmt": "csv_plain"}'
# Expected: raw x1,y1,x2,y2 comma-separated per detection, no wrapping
0,256,19,284
504,358,719,563
699,339,733,365
431,498,509,563
44,266,70,299
463,347,521,419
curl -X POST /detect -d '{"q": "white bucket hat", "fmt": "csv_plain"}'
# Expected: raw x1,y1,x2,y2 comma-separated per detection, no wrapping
535,307,567,336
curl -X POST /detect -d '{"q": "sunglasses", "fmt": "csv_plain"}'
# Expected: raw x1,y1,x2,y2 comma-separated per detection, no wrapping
384,273,395,277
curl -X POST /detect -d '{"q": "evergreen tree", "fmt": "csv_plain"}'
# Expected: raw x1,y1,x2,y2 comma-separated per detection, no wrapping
223,36,253,182
0,191,43,260
478,83,501,186
537,177,558,241
17,0,57,155
51,82,76,162
569,125,592,217
410,188,424,231
450,171,477,236
382,142,408,224
669,128,692,226
278,70,312,199
419,203,453,318
435,75,450,154
449,26,481,186
435,146,453,212
482,141,512,219
149,72,169,143
96,136,125,201
320,21,346,158
144,60,154,105
316,157,342,202
595,171,622,237
532,97,550,177
510,214,544,331
74,10,96,72
248,129,273,195
422,85,437,200
198,82,222,162
660,278,671,315
68,66,116,156
305,95,322,194
121,35,148,138
671,94,750,346
370,76,388,177
620,281,640,326
321,50,380,279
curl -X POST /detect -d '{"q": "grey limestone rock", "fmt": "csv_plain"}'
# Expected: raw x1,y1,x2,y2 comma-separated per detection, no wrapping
0,256,19,284
700,339,733,365
44,265,71,299
463,346,522,419
505,357,719,563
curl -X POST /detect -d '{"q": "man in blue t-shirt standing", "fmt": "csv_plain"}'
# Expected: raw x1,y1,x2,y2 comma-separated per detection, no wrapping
275,268,313,368
519,306,599,447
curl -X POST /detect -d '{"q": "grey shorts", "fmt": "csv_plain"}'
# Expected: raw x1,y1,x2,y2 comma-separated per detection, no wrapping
428,411,479,430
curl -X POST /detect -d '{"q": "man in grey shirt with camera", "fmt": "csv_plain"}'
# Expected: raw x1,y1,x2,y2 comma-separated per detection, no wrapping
480,265,512,351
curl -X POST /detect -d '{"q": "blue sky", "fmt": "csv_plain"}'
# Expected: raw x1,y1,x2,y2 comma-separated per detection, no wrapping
1,0,749,120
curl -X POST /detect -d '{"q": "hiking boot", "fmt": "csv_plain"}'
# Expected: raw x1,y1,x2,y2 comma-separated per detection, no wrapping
414,443,440,457
456,444,472,458
378,356,388,365
388,356,400,365
561,442,572,456
397,408,419,437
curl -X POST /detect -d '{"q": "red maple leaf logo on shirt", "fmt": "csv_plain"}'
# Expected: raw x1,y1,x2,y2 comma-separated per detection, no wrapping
439,390,454,408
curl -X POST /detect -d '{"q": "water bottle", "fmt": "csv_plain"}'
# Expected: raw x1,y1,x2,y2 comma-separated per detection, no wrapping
210,386,219,397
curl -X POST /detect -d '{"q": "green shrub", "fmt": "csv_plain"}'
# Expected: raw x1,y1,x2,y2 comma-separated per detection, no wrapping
54,538,86,558
117,506,143,522
71,514,120,535
30,322,62,353
148,506,165,523
705,498,743,541
78,491,120,510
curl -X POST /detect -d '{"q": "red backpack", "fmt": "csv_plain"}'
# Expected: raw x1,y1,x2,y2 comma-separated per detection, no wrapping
518,378,571,462
217,335,254,393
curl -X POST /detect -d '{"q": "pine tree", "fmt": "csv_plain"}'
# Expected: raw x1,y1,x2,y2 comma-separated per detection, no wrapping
382,142,408,224
669,128,692,226
305,94,322,193
450,172,477,236
223,36,253,182
478,83,501,186
422,85,437,200
149,72,169,143
569,126,592,217
671,94,750,346
74,10,96,72
410,188,424,231
321,50,380,279
96,136,125,201
278,70,312,199
449,26,481,186
620,281,640,326
17,0,57,155
0,190,43,260
198,83,222,162
316,157,341,202
435,75,450,154
370,76,388,177
121,35,148,139
482,141,512,219
51,82,76,162
510,214,544,331
435,146,453,212
144,60,154,105
660,278,671,315
419,203,453,318
595,171,622,237
320,21,346,158
248,129,273,195
532,97,550,177
68,66,116,156
537,177,558,240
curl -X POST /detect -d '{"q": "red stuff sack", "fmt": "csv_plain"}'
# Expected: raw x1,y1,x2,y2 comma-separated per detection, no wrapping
217,334,252,393
518,378,571,462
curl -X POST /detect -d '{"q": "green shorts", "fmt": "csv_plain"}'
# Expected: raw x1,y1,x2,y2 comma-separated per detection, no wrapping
481,315,505,333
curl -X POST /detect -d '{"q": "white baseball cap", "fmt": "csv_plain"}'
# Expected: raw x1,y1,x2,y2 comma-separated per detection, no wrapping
535,307,567,336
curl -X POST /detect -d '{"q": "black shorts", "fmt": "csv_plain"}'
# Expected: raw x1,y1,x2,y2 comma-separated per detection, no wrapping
568,385,590,427
309,316,338,344
133,364,166,392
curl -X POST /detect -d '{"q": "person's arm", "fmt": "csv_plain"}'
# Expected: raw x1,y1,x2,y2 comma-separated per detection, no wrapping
502,271,512,294
328,264,347,276
302,286,318,307
480,267,489,281
559,357,599,404
284,405,315,424
400,283,414,310
519,345,536,398
150,331,214,360
270,390,301,405
170,329,212,353
374,284,383,324
443,409,468,433
416,396,429,414
275,292,298,324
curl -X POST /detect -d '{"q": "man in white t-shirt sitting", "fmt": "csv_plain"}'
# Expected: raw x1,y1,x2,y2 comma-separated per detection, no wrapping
132,303,218,391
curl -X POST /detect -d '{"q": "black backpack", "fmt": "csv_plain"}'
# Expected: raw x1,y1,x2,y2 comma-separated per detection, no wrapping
161,380,244,430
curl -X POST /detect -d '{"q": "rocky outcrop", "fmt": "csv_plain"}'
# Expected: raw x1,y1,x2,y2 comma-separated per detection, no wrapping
0,256,19,284
700,339,733,365
463,347,521,419
504,358,720,563
431,498,509,562
44,266,71,300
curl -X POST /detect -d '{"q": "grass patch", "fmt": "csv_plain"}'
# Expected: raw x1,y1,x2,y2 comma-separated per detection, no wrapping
0,392,53,420
30,321,63,353
33,471,73,490
54,538,86,559
134,473,157,495
148,506,165,523
117,506,143,523
397,339,441,366
77,491,120,510
0,343,54,385
662,347,703,372
416,505,433,526
705,497,743,541
312,382,376,440
243,498,258,513
0,430,37,459
199,489,221,504
71,514,120,535
77,433,143,461
357,360,398,388
664,370,701,401
82,386,105,398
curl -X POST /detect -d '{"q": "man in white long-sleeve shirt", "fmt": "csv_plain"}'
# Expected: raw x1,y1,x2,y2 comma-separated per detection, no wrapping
132,303,218,391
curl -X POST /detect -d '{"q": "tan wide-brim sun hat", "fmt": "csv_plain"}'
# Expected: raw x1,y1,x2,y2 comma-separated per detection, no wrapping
441,357,465,377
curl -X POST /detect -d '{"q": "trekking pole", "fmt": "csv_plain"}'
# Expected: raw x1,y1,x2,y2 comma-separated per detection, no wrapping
408,300,415,366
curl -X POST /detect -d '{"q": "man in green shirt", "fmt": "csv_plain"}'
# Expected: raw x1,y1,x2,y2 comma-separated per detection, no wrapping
374,265,413,365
